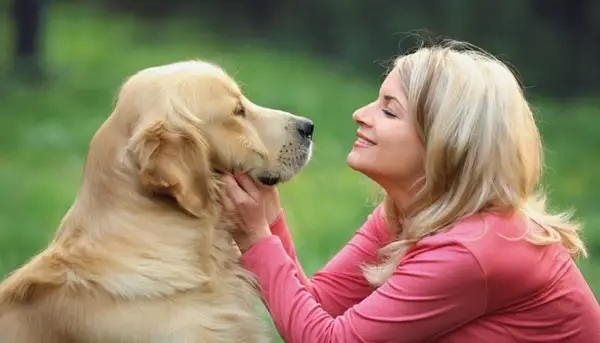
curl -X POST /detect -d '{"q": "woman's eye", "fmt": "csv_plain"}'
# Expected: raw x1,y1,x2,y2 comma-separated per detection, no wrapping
382,109,396,118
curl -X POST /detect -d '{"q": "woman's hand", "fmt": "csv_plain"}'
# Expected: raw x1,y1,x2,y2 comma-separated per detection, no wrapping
260,180,283,226
222,173,273,253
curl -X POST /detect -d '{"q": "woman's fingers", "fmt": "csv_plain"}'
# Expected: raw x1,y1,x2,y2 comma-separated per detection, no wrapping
222,191,235,213
223,173,260,208
233,173,261,201
223,174,246,203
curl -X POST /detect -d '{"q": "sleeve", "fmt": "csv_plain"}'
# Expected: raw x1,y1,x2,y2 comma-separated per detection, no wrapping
269,205,393,317
240,236,488,343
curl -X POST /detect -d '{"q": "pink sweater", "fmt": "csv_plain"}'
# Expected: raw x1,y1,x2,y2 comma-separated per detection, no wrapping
240,205,600,343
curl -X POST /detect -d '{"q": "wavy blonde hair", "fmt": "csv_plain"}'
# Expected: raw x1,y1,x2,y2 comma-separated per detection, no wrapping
363,39,588,286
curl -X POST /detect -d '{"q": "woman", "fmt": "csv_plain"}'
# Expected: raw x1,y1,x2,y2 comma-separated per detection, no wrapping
222,40,600,343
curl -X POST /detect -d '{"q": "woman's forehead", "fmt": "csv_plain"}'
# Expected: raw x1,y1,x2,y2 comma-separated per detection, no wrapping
380,69,405,98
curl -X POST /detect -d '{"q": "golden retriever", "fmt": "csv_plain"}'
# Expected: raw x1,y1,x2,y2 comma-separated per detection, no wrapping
0,60,314,343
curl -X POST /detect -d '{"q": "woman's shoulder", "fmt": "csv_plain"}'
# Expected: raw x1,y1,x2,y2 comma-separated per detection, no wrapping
416,211,566,279
355,203,395,245
427,210,530,247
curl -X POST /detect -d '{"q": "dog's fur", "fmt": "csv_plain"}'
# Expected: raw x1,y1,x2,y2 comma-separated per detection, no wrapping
0,60,313,343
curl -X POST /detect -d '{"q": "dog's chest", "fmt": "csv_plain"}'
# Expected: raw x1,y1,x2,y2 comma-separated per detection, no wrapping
75,267,269,343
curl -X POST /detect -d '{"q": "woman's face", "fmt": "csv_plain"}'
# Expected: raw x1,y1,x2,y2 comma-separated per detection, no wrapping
346,69,425,193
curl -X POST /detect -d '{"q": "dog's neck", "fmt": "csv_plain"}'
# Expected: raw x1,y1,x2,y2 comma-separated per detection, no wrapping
49,182,245,298
48,158,242,302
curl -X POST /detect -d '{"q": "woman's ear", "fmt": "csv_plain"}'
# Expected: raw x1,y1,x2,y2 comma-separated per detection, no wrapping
126,119,216,218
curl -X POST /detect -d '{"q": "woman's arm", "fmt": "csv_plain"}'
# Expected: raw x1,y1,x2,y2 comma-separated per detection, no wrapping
241,237,488,343
269,205,393,317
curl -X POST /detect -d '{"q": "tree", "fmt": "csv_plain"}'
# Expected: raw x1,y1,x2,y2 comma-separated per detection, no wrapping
10,0,48,84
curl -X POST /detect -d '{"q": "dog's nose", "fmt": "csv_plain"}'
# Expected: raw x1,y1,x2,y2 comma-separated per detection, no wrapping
296,119,314,139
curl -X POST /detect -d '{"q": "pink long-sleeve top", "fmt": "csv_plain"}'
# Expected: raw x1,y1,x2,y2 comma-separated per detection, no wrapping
240,205,600,343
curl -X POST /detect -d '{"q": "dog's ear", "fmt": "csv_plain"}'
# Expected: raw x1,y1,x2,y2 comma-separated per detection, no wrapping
127,119,215,218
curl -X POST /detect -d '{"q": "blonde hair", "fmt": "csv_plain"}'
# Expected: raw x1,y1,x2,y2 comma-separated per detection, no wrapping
363,39,587,286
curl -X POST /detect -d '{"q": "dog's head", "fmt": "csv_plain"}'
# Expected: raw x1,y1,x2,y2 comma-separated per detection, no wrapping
114,60,313,217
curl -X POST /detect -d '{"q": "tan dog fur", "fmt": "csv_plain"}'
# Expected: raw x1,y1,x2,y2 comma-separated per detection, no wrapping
0,60,313,343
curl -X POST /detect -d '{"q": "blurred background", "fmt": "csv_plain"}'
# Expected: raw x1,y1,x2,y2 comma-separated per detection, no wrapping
0,0,598,340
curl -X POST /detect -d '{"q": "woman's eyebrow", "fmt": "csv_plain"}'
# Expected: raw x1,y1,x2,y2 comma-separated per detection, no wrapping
383,95,407,111
383,95,399,103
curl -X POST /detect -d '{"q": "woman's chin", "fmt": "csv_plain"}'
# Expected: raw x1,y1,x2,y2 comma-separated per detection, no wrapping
346,150,364,172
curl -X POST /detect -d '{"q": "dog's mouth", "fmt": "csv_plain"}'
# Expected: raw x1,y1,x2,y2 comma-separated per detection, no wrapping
260,144,312,185
257,175,280,186
212,166,281,186
211,141,312,187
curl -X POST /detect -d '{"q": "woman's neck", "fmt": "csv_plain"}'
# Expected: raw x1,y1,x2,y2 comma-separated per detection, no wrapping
382,179,418,216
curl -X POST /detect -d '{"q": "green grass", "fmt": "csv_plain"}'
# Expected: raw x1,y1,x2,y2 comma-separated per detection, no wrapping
0,3,599,341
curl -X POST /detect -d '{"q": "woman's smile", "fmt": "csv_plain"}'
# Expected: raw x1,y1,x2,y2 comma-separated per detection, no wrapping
353,132,377,148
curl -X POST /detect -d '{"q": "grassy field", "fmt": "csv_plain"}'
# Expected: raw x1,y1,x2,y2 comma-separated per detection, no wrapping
1,3,598,341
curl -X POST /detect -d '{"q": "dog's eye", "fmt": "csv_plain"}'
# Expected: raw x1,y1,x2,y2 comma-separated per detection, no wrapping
233,103,246,117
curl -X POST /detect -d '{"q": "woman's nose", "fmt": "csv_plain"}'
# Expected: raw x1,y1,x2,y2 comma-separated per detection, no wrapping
352,105,371,126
